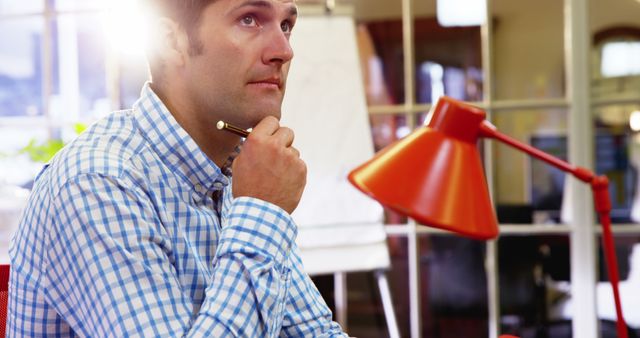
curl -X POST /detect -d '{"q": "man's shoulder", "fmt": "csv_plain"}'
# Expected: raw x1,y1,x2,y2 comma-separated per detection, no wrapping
43,110,153,192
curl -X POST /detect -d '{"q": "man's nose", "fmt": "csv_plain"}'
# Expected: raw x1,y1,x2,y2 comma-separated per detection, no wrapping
263,28,294,65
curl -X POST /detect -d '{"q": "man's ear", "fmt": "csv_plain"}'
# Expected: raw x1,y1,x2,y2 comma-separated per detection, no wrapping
155,18,190,68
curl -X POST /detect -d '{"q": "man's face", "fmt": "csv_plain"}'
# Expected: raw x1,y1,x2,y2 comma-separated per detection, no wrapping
184,0,297,129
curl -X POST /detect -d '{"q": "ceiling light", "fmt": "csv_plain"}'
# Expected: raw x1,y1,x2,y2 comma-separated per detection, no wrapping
437,0,487,27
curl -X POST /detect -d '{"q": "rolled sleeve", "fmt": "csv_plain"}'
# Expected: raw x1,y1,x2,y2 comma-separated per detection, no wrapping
218,197,297,272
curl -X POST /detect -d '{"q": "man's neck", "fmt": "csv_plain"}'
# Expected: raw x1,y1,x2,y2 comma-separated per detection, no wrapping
150,82,241,169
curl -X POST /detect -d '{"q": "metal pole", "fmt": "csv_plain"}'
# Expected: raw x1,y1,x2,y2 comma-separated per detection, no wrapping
334,272,348,332
481,0,499,336
401,0,420,336
375,270,401,338
564,0,599,336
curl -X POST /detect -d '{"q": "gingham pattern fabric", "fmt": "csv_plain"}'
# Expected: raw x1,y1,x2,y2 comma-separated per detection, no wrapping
7,83,346,337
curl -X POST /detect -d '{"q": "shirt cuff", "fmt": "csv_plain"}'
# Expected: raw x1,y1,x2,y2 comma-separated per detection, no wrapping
218,197,297,272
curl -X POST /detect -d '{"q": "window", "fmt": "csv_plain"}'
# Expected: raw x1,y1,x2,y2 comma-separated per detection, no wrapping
0,0,43,15
350,0,640,337
0,17,44,118
601,41,640,78
0,2,148,187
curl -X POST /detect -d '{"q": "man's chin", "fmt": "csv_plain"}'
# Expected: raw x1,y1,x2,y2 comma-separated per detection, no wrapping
255,110,282,124
251,102,282,121
234,110,281,129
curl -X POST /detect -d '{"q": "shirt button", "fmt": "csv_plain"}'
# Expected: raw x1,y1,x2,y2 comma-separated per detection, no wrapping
195,183,204,192
213,182,223,189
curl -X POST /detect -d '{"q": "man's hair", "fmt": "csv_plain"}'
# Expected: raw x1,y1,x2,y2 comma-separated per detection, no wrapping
155,0,217,52
144,0,216,80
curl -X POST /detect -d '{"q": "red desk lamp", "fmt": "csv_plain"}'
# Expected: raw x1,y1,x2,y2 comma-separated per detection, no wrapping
348,96,628,338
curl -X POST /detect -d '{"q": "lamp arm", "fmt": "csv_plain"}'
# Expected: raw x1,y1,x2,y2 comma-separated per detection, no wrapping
479,121,594,182
593,177,628,338
479,120,629,338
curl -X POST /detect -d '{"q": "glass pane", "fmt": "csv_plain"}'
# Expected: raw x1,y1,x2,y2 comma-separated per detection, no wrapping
590,0,640,96
592,112,636,223
496,106,636,225
596,236,640,337
51,14,109,125
590,3,640,102
499,235,572,337
591,0,640,226
0,125,49,186
119,53,149,109
414,0,483,104
98,0,149,109
629,128,640,224
0,0,43,15
415,111,429,127
369,113,410,224
492,109,568,223
600,41,640,77
0,17,44,117
423,235,488,338
0,124,48,264
492,0,565,100
53,0,102,11
355,0,405,105
370,113,408,152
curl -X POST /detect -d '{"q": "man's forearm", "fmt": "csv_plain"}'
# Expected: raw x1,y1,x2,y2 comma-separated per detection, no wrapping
189,196,297,337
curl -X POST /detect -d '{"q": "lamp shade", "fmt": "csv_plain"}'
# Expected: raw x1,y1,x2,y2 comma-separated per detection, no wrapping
348,97,498,240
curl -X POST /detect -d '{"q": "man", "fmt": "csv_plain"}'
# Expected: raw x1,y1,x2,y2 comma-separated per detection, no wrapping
7,0,347,336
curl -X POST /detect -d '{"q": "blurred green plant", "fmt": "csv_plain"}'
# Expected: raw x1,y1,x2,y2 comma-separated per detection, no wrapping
17,123,87,163
19,139,65,163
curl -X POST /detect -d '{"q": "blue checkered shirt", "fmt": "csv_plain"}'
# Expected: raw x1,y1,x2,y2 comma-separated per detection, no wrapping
8,83,346,337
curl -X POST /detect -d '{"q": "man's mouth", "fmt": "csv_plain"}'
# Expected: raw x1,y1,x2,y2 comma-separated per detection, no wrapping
248,77,282,89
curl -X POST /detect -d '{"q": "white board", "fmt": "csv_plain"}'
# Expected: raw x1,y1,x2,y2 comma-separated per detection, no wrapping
281,14,389,273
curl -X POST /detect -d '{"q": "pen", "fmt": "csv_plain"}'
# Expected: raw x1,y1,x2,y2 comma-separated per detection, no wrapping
216,120,251,138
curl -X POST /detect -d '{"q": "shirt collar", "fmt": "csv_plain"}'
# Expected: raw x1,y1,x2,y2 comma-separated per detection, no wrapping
132,82,229,195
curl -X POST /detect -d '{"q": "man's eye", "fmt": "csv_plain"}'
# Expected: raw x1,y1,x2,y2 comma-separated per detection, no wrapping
281,21,292,33
241,15,256,26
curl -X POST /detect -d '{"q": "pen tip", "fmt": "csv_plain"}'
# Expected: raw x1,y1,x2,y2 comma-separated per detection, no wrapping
216,120,225,130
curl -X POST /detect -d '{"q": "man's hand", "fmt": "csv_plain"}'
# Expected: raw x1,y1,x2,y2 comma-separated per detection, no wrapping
232,116,307,214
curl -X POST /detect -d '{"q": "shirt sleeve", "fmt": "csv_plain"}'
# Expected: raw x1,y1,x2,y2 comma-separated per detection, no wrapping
279,244,348,338
191,196,297,337
45,173,297,337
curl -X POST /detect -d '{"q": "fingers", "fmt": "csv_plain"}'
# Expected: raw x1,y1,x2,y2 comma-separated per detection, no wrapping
250,116,280,136
249,116,295,148
273,127,294,147
288,146,300,158
231,116,306,213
